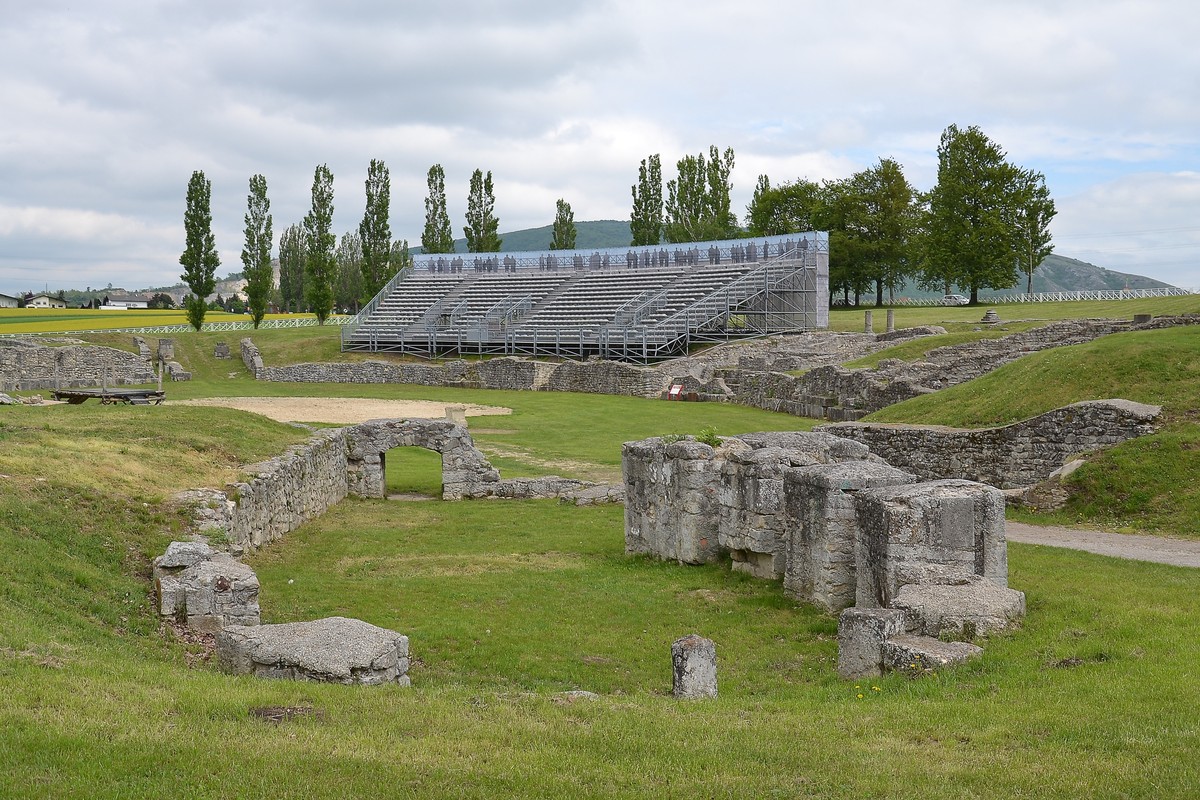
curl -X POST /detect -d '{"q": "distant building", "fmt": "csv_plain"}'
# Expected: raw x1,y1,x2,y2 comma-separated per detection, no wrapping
26,293,67,309
101,292,153,310
0,293,20,308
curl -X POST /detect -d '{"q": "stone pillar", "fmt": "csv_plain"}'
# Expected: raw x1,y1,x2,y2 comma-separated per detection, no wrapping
864,310,873,333
837,607,906,679
783,461,916,611
157,338,175,363
623,438,722,565
672,634,717,699
853,479,1008,608
214,341,231,359
886,309,895,332
444,405,467,426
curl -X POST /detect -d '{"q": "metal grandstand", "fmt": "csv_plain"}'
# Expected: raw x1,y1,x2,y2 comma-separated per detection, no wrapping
341,231,829,363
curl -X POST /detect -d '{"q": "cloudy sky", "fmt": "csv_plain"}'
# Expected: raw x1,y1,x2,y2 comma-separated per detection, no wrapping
2,0,1198,295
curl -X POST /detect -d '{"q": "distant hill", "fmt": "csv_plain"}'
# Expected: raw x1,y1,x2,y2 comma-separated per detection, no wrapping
413,220,632,254
1031,254,1173,292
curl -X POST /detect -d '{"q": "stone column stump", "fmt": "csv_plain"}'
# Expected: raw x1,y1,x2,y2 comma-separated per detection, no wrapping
672,634,717,699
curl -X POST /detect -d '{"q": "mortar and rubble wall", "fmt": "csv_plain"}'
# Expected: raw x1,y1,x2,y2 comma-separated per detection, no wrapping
1,338,155,391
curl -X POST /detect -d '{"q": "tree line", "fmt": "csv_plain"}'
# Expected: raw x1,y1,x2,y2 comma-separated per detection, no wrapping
631,125,1055,305
178,122,1054,331
180,162,582,331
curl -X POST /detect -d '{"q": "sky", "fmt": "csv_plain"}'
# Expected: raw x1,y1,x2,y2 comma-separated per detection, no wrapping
1,0,1198,296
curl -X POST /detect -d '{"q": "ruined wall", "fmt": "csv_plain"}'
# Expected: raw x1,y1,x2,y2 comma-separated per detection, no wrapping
1,338,155,391
242,338,665,398
623,431,1012,615
817,399,1162,488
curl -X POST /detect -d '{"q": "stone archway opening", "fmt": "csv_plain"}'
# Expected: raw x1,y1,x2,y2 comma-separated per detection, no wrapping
382,445,444,499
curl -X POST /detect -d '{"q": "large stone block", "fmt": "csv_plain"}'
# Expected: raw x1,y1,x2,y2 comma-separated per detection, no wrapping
216,616,410,686
854,480,1007,607
890,577,1026,639
783,461,916,611
881,634,982,672
154,547,260,633
836,607,906,679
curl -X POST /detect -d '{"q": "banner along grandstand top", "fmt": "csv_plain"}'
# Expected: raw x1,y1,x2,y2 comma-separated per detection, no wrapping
342,231,829,364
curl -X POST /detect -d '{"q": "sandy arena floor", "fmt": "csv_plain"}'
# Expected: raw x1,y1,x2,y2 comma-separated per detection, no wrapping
170,396,512,425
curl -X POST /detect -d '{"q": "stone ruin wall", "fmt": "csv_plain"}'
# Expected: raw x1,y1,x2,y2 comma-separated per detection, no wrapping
0,337,155,392
817,399,1162,489
178,417,602,555
623,431,1009,613
241,338,668,398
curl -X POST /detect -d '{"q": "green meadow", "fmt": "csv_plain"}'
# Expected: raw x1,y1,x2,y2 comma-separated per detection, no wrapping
1,299,1198,798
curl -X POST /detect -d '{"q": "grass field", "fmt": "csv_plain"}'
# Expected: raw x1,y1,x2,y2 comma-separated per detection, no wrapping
1,299,1199,797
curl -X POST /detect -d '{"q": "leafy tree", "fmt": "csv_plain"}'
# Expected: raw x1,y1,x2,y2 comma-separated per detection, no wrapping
303,164,336,323
241,174,274,328
921,124,1026,303
336,230,364,313
1014,169,1056,294
421,164,455,254
464,169,501,252
745,175,824,236
148,292,175,310
665,145,737,243
179,170,220,330
549,199,576,250
278,224,306,312
359,159,392,304
630,154,662,245
835,159,919,306
390,238,413,273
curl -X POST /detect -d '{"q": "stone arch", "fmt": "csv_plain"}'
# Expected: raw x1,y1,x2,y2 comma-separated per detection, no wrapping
345,418,500,500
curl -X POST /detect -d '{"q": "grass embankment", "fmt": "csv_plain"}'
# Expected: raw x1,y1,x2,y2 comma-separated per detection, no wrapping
1,398,1199,797
866,325,1200,533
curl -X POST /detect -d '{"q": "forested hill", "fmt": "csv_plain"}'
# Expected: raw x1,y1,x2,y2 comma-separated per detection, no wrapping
416,220,1172,293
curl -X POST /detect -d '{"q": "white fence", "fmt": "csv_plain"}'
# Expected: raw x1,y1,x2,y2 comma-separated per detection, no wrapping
889,287,1196,306
0,316,353,338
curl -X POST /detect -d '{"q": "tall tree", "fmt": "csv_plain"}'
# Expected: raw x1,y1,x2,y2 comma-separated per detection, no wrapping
745,175,824,236
278,223,306,312
358,159,392,304
421,164,455,254
921,124,1025,303
665,145,737,243
629,154,662,246
179,170,220,331
335,230,364,313
464,169,501,252
837,159,919,306
549,198,576,250
1013,169,1056,294
390,238,413,273
303,164,336,324
241,174,273,328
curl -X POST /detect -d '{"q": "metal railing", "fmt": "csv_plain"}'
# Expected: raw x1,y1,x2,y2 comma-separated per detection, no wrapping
2,316,353,338
888,286,1196,306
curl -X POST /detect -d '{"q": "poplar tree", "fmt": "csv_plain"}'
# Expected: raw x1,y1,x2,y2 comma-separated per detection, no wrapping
278,223,305,312
336,230,364,313
549,199,576,250
303,164,336,323
665,145,737,243
1014,169,1056,294
629,154,662,245
180,170,220,331
421,164,455,254
464,169,501,252
241,174,273,328
359,159,392,303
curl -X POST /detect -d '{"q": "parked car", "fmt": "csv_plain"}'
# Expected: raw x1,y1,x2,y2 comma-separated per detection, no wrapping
940,294,970,306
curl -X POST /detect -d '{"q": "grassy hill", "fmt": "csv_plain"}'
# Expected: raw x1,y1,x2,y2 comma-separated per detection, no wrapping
2,302,1200,796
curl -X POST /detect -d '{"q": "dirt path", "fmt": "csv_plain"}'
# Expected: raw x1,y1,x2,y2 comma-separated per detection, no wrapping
170,396,512,425
1007,521,1200,568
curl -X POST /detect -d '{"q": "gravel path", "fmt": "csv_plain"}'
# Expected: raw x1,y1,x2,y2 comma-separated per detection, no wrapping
1007,521,1200,568
170,396,512,424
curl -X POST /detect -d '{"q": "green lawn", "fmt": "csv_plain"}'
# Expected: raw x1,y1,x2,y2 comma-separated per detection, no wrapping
2,300,1199,796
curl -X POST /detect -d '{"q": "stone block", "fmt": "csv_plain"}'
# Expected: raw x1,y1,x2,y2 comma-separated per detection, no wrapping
854,480,1007,608
890,578,1026,639
672,634,717,699
783,461,916,611
881,633,983,672
155,553,260,632
216,616,411,686
837,607,906,679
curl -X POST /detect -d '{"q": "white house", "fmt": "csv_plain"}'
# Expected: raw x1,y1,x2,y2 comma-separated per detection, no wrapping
101,293,152,310
26,293,67,309
0,293,20,308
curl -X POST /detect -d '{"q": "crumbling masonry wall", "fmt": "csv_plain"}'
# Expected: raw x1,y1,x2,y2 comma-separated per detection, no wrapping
817,399,1162,488
1,338,155,391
